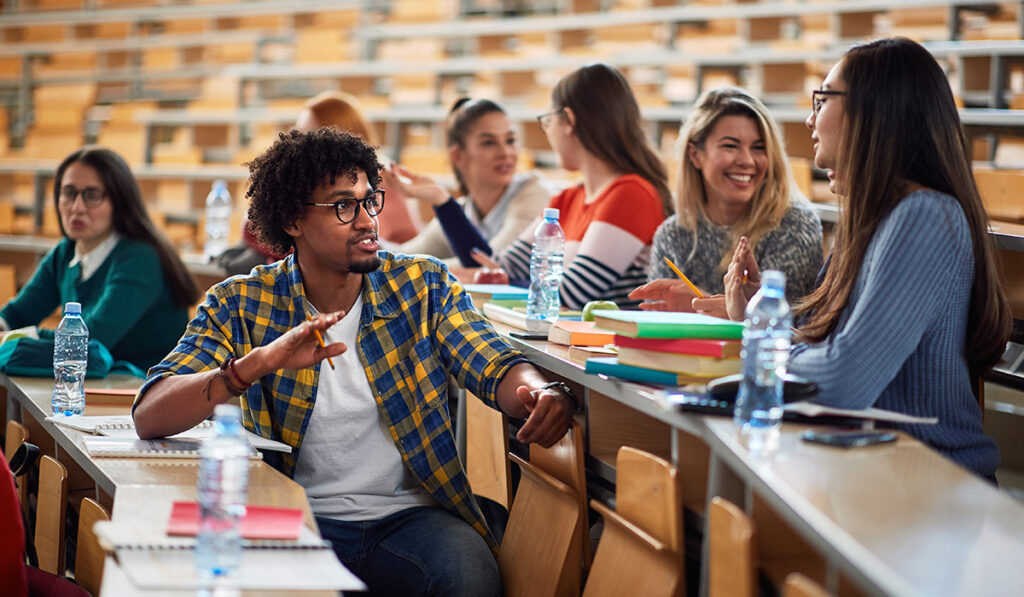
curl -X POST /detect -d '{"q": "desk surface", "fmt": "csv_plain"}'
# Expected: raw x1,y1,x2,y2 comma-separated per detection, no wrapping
7,330,1024,596
0,373,334,596
703,418,1024,597
496,330,1024,597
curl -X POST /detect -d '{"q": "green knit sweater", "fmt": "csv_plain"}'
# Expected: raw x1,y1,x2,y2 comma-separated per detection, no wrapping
1,237,189,371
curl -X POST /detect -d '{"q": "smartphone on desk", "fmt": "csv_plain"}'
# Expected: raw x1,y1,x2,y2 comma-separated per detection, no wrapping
800,430,898,449
508,330,549,341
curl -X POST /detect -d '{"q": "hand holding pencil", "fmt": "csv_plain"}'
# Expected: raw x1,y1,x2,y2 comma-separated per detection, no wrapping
252,310,347,374
628,258,707,312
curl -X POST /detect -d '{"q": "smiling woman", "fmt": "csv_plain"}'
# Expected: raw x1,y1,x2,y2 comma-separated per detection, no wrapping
380,98,551,267
632,87,823,314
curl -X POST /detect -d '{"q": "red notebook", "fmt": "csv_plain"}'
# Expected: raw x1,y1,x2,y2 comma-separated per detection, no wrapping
166,501,304,540
613,335,741,359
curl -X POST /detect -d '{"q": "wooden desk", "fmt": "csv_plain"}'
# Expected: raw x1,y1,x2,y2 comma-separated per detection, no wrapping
0,373,341,595
703,418,1024,596
3,372,143,497
493,331,1024,597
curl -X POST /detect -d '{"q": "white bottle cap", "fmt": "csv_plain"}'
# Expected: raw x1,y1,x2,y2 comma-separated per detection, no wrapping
543,208,559,220
64,302,82,315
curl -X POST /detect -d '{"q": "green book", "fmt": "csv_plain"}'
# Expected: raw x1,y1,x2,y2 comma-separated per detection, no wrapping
592,310,744,340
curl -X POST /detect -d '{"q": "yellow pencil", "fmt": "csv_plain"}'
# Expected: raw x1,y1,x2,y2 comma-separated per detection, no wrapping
663,257,705,298
306,314,336,370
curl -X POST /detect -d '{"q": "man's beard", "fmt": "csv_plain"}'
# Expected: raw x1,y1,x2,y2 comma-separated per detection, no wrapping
349,254,381,274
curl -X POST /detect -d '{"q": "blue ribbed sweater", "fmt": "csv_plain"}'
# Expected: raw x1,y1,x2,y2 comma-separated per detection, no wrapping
789,190,999,477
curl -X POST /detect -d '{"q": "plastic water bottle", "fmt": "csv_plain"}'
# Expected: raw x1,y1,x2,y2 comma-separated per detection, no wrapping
733,270,792,451
204,180,232,260
51,302,88,416
196,404,250,577
526,207,564,321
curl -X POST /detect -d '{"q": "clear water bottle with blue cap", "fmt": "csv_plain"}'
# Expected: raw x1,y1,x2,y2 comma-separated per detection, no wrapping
195,404,250,577
204,179,232,260
51,302,88,416
733,270,792,451
526,207,564,321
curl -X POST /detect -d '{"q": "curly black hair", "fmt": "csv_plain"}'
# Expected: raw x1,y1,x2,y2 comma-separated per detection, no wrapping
245,128,383,255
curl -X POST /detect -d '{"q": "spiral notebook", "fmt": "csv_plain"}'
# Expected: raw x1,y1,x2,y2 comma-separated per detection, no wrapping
50,415,291,453
82,436,263,459
94,521,365,591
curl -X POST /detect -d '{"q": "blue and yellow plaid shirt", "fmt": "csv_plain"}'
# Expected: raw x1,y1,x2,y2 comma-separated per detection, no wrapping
139,251,526,548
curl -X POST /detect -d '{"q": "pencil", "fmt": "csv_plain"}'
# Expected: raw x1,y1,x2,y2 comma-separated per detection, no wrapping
306,314,336,370
663,257,705,298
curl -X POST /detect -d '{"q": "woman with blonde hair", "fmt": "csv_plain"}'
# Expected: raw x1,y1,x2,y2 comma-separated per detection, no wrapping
630,87,822,313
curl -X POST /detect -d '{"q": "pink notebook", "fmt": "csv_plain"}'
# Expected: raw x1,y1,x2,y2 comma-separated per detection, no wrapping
167,501,304,540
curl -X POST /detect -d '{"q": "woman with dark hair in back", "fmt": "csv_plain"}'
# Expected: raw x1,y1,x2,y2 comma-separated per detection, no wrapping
0,147,200,370
442,63,672,308
381,98,551,265
724,38,1010,478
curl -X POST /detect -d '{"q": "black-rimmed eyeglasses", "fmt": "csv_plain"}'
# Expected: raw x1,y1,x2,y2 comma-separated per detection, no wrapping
811,90,847,115
305,190,385,224
536,108,564,130
59,186,107,208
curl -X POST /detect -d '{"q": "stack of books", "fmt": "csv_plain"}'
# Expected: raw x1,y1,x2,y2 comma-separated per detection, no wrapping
584,311,744,386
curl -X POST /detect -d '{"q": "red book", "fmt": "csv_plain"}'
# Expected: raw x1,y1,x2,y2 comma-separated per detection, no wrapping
167,501,304,540
613,335,741,359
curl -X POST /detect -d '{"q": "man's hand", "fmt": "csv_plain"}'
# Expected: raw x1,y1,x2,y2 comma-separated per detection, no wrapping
513,385,575,448
249,311,348,377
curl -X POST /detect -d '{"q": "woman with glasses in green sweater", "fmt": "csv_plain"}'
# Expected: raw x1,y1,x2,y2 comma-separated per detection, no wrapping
0,147,199,371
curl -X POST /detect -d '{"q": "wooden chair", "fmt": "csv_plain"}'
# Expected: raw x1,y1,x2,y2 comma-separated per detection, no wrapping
526,419,590,571
75,497,110,596
708,496,756,597
710,497,835,597
614,446,683,554
498,420,587,597
5,420,29,509
35,455,68,576
582,500,684,597
465,390,512,509
498,453,584,597
783,572,833,597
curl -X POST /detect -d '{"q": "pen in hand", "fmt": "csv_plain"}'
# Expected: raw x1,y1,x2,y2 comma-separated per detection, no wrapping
306,314,336,370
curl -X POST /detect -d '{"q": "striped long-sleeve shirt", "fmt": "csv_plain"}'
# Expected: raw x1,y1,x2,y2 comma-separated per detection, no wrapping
789,190,999,477
497,174,666,310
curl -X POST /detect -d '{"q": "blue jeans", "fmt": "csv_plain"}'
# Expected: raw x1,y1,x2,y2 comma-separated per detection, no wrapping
316,506,500,597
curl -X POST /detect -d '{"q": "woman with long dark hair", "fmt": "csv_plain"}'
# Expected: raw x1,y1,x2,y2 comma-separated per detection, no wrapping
727,38,1010,478
0,147,199,370
380,98,551,265
449,63,672,308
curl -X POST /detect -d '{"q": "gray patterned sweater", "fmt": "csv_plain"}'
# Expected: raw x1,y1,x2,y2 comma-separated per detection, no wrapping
648,200,824,304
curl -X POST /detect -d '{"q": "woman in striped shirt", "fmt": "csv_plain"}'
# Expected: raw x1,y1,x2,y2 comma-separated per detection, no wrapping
449,63,673,309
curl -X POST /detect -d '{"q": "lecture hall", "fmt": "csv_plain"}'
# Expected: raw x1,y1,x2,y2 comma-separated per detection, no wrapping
1,0,1023,596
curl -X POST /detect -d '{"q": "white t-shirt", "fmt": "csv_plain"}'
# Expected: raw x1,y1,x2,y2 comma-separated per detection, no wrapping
293,295,436,521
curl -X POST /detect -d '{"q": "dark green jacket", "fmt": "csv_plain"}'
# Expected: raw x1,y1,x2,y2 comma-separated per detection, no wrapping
1,237,188,370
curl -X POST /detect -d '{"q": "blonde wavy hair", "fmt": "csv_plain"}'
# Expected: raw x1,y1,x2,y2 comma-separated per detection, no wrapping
677,87,797,271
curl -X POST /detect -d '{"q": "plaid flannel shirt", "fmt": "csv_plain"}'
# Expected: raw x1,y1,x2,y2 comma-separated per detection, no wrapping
138,251,526,548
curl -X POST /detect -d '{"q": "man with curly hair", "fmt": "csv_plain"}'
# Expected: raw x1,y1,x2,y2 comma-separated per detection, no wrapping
133,129,576,596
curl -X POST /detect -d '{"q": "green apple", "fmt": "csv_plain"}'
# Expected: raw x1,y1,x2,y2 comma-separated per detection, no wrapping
582,300,619,322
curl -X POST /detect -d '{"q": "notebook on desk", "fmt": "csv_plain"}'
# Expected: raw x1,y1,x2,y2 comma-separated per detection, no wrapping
94,521,365,591
82,436,263,460
49,415,292,453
